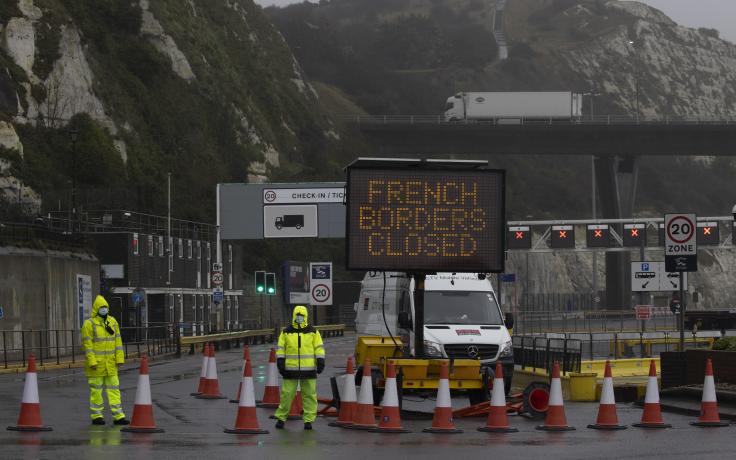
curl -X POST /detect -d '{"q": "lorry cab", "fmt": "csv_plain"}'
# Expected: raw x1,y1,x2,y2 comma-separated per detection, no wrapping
443,94,465,121
355,271,514,394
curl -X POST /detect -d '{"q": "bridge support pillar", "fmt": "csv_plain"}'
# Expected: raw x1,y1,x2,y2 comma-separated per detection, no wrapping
594,156,639,309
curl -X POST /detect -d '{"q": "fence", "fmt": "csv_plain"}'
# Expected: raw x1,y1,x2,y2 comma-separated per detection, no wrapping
515,309,678,334
512,336,582,375
1,324,179,369
519,331,727,361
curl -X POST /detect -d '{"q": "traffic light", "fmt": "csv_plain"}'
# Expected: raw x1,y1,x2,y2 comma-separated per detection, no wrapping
255,270,266,294
697,222,719,245
507,226,531,250
586,224,611,248
266,272,276,295
550,225,575,249
623,223,646,248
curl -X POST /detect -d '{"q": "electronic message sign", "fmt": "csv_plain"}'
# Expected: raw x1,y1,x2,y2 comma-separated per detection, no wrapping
346,167,505,272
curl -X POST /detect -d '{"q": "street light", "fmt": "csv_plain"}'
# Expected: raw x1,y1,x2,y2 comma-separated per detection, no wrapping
68,128,80,233
627,40,641,118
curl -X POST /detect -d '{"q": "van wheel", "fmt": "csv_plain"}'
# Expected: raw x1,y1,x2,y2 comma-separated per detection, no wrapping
355,365,384,404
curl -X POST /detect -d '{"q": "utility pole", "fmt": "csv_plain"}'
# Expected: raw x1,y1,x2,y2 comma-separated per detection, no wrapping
167,172,171,287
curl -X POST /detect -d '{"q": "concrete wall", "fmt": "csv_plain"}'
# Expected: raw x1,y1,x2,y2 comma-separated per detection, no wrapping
0,246,99,361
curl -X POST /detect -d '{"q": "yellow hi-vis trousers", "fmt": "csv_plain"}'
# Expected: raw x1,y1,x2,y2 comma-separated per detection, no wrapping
274,379,317,423
88,376,125,421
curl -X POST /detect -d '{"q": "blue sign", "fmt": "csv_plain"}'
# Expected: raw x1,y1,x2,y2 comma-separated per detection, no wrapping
641,263,650,271
132,291,144,304
0,306,4,319
213,290,224,303
500,274,516,283
311,264,331,280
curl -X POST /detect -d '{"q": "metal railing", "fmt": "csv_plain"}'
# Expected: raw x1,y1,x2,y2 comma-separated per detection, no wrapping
512,335,582,375
340,114,736,126
515,309,679,334
1,324,179,369
0,221,89,250
517,330,727,361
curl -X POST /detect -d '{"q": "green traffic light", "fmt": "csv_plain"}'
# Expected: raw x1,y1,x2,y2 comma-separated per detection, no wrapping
257,286,264,293
268,287,275,294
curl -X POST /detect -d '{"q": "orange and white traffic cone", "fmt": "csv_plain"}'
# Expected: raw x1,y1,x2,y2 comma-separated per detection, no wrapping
230,345,251,403
588,361,626,430
536,361,575,431
329,356,357,428
122,355,164,433
423,361,462,434
257,349,280,408
633,360,671,429
191,343,209,396
348,358,377,430
690,359,729,427
196,344,226,399
7,354,52,432
371,361,409,433
478,362,518,433
225,357,269,434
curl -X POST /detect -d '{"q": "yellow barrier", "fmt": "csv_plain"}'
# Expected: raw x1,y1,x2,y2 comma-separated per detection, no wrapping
611,337,713,358
512,367,598,401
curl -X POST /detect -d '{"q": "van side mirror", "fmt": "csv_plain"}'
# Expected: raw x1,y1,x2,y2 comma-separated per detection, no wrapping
398,311,412,330
504,313,514,330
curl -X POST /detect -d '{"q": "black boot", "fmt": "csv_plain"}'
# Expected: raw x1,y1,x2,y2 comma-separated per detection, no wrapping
304,422,312,430
113,418,130,426
91,418,105,426
275,420,285,429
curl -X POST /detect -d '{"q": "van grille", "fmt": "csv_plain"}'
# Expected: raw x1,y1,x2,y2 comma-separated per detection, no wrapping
444,344,499,360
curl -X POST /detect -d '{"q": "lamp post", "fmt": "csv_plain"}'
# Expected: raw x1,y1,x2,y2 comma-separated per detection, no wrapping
68,128,80,233
627,40,641,118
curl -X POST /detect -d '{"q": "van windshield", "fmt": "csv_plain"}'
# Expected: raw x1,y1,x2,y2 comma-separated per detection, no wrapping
424,291,502,325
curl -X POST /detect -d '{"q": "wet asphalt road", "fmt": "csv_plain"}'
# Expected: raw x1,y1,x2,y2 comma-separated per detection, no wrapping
0,334,733,460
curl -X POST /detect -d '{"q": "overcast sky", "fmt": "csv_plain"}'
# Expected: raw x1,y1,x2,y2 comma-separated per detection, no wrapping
255,0,736,43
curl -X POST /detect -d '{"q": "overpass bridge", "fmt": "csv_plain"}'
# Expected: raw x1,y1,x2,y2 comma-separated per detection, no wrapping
346,114,736,308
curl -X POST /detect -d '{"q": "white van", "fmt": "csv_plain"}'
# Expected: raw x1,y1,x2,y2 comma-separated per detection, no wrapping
355,271,514,395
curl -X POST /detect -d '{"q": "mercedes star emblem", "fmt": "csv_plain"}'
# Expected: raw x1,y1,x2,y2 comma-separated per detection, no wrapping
467,345,479,359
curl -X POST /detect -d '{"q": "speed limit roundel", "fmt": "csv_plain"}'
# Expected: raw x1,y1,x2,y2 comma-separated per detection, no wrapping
311,284,331,303
666,215,695,244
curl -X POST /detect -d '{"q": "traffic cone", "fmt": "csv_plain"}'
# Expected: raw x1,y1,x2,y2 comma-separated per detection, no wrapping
690,359,729,427
7,354,52,432
329,356,357,428
478,362,518,433
257,349,280,408
371,361,410,433
423,361,462,434
588,361,627,430
230,345,251,403
191,343,209,396
633,360,671,428
122,355,164,433
225,358,269,434
195,344,226,399
348,358,377,430
536,361,575,431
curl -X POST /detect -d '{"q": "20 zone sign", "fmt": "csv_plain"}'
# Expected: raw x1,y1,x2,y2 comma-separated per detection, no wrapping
665,214,696,256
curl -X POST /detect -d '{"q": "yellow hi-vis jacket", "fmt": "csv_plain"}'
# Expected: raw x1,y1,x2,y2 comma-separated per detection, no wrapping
276,305,325,379
81,295,124,377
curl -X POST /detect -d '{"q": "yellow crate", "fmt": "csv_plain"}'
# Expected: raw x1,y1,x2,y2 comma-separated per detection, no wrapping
354,336,404,367
387,359,428,380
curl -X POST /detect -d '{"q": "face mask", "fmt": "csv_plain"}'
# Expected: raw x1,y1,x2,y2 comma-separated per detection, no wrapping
295,315,305,325
98,307,109,316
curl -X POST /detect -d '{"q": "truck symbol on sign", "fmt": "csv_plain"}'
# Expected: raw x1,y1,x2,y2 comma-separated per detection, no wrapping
275,215,304,230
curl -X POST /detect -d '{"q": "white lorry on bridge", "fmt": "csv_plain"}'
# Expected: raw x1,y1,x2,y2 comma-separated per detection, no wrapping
354,271,514,400
443,91,583,122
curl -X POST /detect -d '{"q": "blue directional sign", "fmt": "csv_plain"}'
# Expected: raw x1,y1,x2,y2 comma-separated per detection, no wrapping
213,289,224,304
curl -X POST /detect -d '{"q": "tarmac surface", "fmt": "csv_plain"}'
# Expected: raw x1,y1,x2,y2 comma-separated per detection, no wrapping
1,334,733,459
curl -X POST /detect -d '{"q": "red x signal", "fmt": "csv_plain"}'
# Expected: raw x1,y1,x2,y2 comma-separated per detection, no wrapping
515,231,525,239
594,230,603,238
703,227,712,235
558,231,567,238
631,229,639,237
